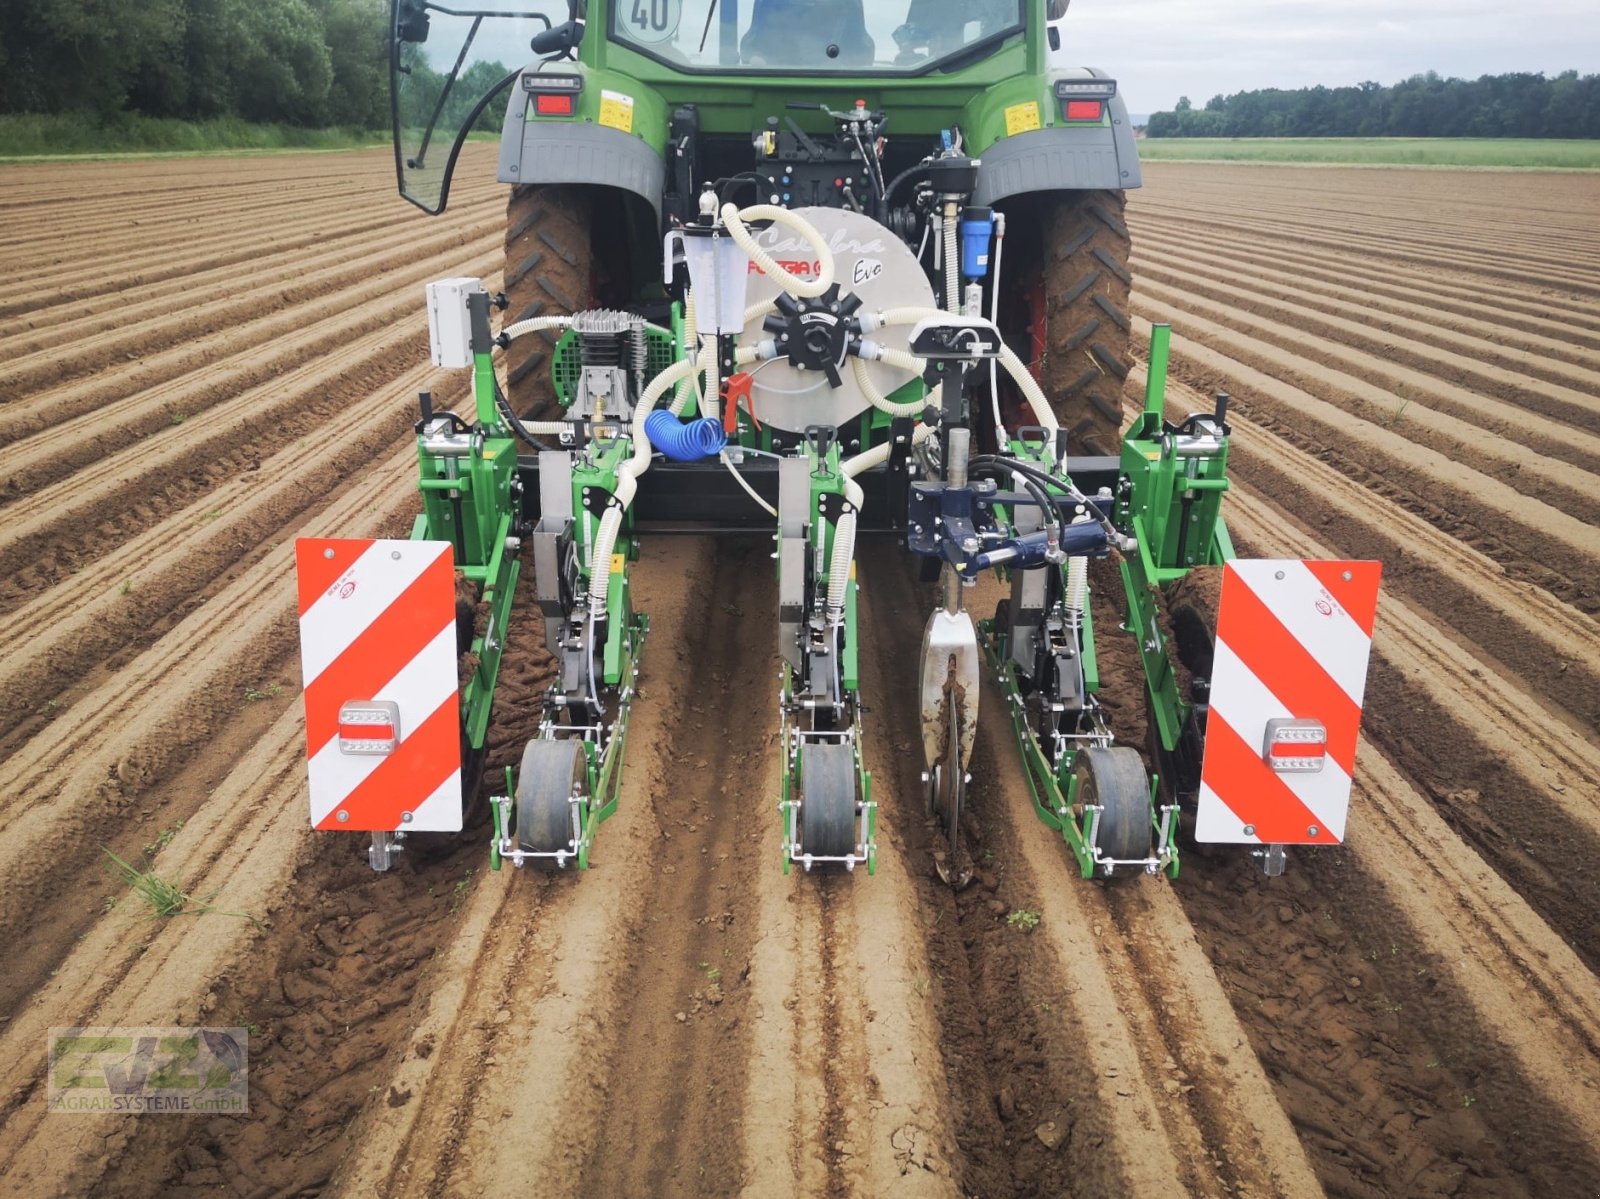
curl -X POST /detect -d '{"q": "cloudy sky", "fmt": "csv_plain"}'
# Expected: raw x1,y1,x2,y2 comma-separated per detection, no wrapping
1057,0,1599,114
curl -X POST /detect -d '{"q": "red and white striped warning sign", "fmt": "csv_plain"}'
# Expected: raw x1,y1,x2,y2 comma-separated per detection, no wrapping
1195,559,1382,845
295,538,462,833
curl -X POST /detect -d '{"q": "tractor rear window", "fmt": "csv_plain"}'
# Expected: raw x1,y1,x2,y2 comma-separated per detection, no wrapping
611,0,1025,73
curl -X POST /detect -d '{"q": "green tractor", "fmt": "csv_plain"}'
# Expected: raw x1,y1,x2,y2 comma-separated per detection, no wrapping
392,0,1139,452
294,0,1378,884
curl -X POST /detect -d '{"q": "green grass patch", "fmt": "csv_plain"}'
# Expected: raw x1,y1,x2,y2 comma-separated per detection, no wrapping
1137,137,1600,170
0,112,388,161
102,847,265,929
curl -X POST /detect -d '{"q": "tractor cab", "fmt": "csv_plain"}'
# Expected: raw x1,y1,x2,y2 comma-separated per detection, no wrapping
390,0,1042,213
391,0,566,212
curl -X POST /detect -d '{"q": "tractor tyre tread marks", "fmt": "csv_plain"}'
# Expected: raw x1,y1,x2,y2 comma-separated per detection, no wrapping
503,183,593,412
1042,190,1135,455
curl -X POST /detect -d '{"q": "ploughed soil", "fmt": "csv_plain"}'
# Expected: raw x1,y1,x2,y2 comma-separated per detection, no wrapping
1,151,1598,1198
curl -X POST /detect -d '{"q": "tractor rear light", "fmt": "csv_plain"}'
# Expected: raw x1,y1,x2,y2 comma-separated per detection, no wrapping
521,72,582,94
1262,718,1328,774
1063,100,1103,121
534,93,575,116
338,700,401,755
1054,78,1118,100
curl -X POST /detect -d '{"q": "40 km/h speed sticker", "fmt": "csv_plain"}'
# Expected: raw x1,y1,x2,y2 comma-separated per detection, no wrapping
624,0,681,44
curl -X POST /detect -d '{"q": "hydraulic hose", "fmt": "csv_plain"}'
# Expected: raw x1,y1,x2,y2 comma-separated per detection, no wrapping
720,203,835,298
645,410,725,461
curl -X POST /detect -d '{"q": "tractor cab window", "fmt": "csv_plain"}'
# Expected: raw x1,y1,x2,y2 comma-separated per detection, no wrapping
611,0,1024,73
392,0,567,212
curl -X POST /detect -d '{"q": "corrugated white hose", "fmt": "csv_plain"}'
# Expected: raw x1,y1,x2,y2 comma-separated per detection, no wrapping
850,353,928,418
822,428,943,627
942,207,959,311
675,289,701,414
854,338,1057,435
1064,514,1092,625
867,305,1058,429
720,203,835,298
825,509,855,624
668,339,719,418
842,421,936,484
587,354,702,603
834,423,937,610
483,314,575,435
990,213,1008,445
501,313,572,340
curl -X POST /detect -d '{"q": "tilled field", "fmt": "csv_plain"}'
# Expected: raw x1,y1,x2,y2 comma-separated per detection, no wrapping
0,150,1596,1198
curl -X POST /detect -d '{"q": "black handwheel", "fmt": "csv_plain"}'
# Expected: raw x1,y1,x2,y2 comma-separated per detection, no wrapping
1074,745,1151,867
799,742,857,858
516,739,585,856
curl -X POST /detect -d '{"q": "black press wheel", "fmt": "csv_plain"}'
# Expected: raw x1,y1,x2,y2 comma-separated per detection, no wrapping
799,742,857,859
1074,745,1151,867
516,739,586,857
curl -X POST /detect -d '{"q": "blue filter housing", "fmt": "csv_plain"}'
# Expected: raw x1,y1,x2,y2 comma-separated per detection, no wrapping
959,207,995,279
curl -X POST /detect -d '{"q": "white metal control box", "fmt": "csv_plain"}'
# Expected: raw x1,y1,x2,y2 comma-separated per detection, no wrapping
425,277,485,369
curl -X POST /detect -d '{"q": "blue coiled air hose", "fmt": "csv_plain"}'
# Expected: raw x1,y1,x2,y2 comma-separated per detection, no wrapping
645,409,726,461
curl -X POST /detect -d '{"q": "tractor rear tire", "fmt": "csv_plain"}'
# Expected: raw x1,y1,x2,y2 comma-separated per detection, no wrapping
1038,190,1134,456
503,184,595,419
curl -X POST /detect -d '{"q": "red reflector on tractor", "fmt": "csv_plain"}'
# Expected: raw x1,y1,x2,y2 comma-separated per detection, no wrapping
1262,718,1328,774
535,93,575,116
1064,100,1103,121
338,700,401,755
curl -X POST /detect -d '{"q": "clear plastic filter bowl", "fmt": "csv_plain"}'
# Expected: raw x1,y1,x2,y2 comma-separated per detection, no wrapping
664,226,751,336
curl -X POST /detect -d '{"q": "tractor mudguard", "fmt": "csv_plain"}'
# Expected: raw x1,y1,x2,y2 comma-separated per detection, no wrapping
969,68,1141,205
497,70,667,222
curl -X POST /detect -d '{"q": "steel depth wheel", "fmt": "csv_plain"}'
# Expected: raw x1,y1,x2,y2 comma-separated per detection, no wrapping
799,742,857,860
516,739,586,860
1074,745,1151,869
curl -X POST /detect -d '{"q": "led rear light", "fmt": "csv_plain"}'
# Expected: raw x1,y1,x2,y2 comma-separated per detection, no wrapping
535,93,575,116
338,700,401,755
1054,78,1118,100
1064,100,1103,121
521,72,583,93
1262,718,1328,774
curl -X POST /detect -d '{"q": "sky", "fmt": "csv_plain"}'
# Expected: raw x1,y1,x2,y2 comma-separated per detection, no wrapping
1054,0,1600,114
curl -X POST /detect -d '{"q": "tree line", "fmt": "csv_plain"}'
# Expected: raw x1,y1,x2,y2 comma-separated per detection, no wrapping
1147,71,1600,139
0,0,392,128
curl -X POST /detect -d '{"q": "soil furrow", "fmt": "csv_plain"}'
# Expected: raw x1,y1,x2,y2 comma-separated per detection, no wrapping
0,229,501,461
1132,362,1600,735
1224,495,1600,972
1134,313,1600,586
1133,255,1600,431
1130,223,1600,356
